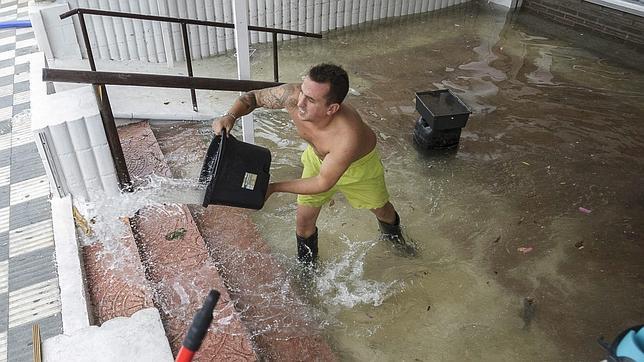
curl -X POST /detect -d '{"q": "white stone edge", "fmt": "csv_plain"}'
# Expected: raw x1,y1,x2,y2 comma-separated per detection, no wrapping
113,110,216,121
28,1,53,60
42,308,174,362
50,194,92,334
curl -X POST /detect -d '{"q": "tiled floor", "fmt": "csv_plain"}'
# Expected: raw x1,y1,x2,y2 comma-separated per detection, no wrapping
0,0,63,361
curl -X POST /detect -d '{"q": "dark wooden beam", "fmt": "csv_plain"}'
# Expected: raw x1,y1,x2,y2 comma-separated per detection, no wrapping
43,68,283,91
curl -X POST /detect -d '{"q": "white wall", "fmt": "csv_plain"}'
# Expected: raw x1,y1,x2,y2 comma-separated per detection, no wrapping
30,53,120,202
33,0,472,63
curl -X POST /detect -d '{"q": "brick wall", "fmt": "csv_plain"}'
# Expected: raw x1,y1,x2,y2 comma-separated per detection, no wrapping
522,0,644,46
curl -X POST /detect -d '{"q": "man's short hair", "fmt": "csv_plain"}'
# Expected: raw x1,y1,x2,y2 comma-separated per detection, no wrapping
307,63,349,105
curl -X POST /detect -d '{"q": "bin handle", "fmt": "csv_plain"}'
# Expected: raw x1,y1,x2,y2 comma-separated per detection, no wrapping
210,128,227,187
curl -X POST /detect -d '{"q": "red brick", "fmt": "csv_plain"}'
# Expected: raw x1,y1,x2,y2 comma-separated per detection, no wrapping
523,0,644,45
134,204,257,361
118,121,172,187
82,219,154,324
190,205,337,361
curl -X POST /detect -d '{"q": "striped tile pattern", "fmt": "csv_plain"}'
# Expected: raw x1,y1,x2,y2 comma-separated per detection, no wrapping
0,0,63,361
9,279,61,329
0,333,6,361
9,220,53,258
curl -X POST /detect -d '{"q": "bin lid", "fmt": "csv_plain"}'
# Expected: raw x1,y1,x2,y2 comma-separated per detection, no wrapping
415,89,471,118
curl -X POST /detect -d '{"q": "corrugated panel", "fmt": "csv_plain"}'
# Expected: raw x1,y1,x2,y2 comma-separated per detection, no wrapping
60,0,469,63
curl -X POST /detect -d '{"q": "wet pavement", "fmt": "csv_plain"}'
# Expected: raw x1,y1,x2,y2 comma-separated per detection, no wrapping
0,0,62,360
151,2,643,360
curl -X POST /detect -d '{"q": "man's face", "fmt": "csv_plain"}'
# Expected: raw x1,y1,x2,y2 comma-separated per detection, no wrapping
297,77,336,122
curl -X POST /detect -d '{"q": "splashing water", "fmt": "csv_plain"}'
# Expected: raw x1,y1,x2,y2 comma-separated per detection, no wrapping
74,174,207,246
315,235,403,309
173,282,190,306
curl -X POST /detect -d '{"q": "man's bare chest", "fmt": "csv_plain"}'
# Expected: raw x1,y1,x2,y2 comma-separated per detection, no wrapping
294,123,330,158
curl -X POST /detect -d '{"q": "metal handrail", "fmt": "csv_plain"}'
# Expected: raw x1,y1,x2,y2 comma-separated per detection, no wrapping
60,8,322,38
57,7,321,190
60,7,322,111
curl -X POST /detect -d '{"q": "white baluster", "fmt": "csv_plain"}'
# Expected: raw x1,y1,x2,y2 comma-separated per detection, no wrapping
258,0,266,43
328,0,337,30
195,0,209,59
320,0,329,32
214,0,226,53
204,0,218,56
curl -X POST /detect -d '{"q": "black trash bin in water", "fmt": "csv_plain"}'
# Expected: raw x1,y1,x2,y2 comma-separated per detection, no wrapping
413,89,471,150
199,130,271,210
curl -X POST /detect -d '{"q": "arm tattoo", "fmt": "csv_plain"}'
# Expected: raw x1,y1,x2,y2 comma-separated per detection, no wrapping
240,92,258,110
256,85,296,109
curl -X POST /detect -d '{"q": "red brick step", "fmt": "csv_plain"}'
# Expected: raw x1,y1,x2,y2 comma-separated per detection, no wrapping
132,204,257,360
190,205,336,361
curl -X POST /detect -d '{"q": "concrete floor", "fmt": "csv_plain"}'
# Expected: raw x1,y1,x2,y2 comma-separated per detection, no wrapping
150,2,643,361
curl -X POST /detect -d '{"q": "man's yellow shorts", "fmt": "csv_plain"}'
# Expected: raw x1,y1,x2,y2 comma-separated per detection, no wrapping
297,145,390,209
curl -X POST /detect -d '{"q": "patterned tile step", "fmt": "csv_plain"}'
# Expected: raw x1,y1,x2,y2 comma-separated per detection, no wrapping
190,205,336,361
153,122,336,360
118,120,172,187
119,120,255,360
79,121,165,326
132,204,257,361
82,219,155,324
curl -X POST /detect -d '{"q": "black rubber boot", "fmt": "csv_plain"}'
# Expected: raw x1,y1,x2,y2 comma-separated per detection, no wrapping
378,212,403,239
378,212,416,256
296,228,318,264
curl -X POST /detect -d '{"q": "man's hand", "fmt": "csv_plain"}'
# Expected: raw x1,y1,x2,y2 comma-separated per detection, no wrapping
211,113,236,136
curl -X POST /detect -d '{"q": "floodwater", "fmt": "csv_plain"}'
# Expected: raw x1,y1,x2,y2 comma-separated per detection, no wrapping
149,2,644,361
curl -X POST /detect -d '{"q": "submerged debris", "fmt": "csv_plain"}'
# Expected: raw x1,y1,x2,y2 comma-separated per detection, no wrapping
522,297,537,330
72,206,93,236
165,227,187,240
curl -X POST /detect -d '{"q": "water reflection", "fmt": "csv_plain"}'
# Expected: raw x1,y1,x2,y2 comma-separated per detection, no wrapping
147,2,643,361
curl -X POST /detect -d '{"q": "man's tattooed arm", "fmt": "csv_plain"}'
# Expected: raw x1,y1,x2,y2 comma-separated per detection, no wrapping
213,83,300,134
239,92,258,110
252,83,300,110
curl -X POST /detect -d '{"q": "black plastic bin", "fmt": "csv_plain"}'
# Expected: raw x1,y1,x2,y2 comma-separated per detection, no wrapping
199,130,271,210
414,89,471,150
413,117,462,150
415,89,471,130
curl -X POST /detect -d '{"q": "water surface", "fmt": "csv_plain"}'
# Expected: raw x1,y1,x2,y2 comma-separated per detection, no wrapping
152,3,644,360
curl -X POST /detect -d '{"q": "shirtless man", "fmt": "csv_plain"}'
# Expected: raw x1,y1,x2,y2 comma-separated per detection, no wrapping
212,64,413,263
